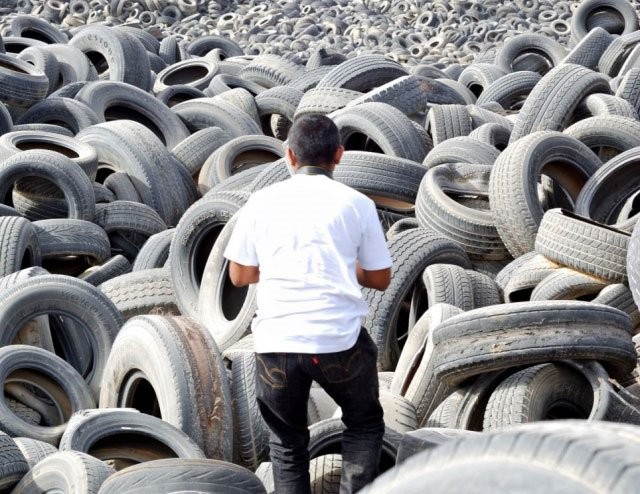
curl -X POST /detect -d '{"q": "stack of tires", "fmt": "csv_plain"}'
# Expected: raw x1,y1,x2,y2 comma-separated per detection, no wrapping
0,0,639,491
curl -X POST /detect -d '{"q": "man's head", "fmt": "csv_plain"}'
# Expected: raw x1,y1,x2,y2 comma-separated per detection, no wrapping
286,114,344,170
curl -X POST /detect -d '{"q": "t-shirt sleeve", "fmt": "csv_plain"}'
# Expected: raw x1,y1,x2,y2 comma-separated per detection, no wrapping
358,200,392,270
223,203,259,266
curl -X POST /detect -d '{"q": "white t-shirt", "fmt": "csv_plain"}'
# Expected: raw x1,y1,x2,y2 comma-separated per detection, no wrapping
223,173,392,354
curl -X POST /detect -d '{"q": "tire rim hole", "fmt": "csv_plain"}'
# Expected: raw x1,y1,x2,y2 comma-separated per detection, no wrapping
164,64,209,86
119,370,161,417
104,105,167,146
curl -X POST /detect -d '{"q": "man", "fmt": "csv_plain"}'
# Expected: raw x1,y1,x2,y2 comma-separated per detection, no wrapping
224,114,392,494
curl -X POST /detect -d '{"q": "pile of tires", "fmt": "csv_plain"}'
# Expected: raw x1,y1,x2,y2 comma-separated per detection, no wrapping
0,0,639,491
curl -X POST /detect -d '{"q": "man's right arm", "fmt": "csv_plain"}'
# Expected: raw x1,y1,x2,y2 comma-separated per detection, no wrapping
356,263,391,291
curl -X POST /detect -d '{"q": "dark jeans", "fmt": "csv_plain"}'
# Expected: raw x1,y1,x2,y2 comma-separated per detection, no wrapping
255,328,385,494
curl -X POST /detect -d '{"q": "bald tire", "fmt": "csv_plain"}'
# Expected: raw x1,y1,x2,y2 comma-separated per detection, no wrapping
431,300,635,385
97,458,267,494
11,451,113,494
98,316,232,460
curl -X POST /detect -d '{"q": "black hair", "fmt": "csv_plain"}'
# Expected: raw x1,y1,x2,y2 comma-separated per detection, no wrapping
287,114,341,166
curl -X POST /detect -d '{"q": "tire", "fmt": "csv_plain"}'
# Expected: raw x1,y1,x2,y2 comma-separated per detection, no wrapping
172,98,263,138
389,303,463,424
230,352,270,469
247,159,290,193
196,214,258,351
530,267,608,301
562,27,613,69
238,54,303,89
153,58,219,94
425,370,514,431
364,228,471,371
93,200,168,255
575,147,640,224
156,84,206,107
482,361,608,431
10,14,69,43
466,269,501,307
171,127,233,177
422,136,500,169
0,149,95,221
79,255,132,287
534,208,629,283
467,123,511,150
75,80,190,149
564,115,640,162
0,432,29,491
198,135,284,194
488,131,601,257
210,167,268,194
99,267,179,320
68,25,151,91
17,46,59,96
254,85,301,136
571,0,639,41
13,437,57,468
333,151,427,211
169,190,248,320
395,428,478,465
576,93,638,120
132,229,174,271
185,34,244,59
0,216,40,277
0,274,122,396
97,458,267,494
0,52,49,111
308,417,401,475
616,68,640,113
294,87,362,119
594,283,640,331
59,408,206,466
16,96,101,134
431,300,635,384
495,33,567,74
103,172,140,203
457,64,507,99
502,254,561,303
0,344,95,444
0,129,99,180
44,45,98,88
344,75,428,117
509,64,611,143
421,264,474,311
99,315,233,461
32,218,110,265
332,102,429,163
316,54,408,92
77,121,183,226
416,163,508,260
359,421,640,493
426,104,472,146
476,71,542,110
11,450,113,493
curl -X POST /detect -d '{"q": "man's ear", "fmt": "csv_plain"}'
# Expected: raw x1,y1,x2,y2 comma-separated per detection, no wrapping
286,147,298,168
333,145,344,165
